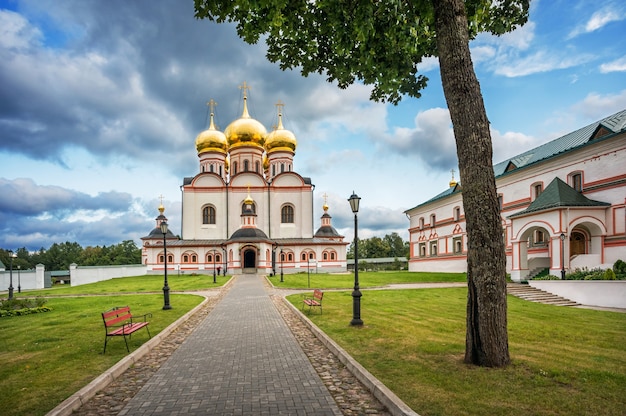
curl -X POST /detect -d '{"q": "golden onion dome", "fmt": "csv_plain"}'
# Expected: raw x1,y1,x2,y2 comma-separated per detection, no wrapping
195,112,228,155
265,112,297,154
224,95,267,150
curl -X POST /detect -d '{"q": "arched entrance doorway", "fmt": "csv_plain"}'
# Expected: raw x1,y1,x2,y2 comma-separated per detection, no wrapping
243,248,256,269
570,231,586,257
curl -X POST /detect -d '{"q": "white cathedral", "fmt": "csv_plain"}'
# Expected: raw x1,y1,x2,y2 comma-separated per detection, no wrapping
141,85,348,275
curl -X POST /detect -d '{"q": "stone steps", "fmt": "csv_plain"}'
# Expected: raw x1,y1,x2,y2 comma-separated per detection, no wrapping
507,283,580,307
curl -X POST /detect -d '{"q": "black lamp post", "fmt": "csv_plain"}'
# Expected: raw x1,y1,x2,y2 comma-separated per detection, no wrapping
307,256,311,289
348,192,363,326
17,265,21,293
211,249,217,284
8,251,15,300
560,233,566,279
222,246,227,276
280,249,284,283
161,221,172,310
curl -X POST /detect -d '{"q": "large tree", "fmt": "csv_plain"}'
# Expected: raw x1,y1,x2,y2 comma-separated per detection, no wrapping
194,0,529,367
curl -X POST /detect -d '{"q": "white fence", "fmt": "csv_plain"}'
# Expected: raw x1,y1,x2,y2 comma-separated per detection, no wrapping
0,264,46,291
529,280,626,308
69,264,148,286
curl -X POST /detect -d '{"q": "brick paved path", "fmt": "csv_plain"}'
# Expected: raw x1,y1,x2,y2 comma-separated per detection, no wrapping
118,275,342,415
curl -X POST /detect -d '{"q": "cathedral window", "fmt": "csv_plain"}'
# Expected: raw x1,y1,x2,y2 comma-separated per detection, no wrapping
210,164,214,173
272,165,276,176
281,163,285,173
301,253,307,261
430,214,436,227
281,205,294,223
330,252,336,260
202,206,216,224
244,160,249,171
255,161,260,173
453,207,461,222
233,161,238,175
288,253,293,262
323,252,328,260
419,217,424,230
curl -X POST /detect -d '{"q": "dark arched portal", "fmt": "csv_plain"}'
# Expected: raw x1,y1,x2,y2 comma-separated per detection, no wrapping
243,249,256,269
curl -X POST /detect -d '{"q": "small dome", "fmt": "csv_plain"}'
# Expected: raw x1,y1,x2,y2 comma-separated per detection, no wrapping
195,113,228,155
265,113,297,154
225,96,266,150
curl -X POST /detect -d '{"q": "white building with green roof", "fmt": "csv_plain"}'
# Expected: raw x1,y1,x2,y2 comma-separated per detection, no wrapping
405,109,626,281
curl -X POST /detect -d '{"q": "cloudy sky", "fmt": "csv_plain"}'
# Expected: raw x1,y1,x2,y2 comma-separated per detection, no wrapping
1,0,625,252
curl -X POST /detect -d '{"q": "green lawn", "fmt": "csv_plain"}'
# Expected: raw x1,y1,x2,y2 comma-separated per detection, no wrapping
268,270,466,289
0,294,203,416
288,288,626,416
22,273,226,296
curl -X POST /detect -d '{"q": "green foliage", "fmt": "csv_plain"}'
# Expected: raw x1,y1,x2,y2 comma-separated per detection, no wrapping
0,297,50,317
347,232,410,259
613,259,626,279
1,240,142,271
565,267,625,281
194,0,529,104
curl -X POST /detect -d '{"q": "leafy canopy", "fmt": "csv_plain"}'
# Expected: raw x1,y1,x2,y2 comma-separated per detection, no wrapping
194,0,529,104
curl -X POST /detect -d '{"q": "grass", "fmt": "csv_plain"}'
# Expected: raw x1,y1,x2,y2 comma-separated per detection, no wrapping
23,273,225,296
268,270,466,289
288,288,626,416
0,293,204,416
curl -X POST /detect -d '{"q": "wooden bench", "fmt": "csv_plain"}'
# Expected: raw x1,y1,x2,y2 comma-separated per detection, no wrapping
302,289,324,314
102,306,152,354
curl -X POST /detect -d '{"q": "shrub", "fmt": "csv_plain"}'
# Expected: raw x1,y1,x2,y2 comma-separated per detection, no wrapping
603,268,617,280
613,259,626,279
0,297,51,317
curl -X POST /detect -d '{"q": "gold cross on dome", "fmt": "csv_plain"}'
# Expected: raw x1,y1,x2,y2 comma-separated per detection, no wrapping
239,81,250,99
275,99,285,115
206,98,217,114
450,169,456,181
322,192,328,204
159,194,164,205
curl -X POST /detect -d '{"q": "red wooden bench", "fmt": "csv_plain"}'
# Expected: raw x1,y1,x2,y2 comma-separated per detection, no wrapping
102,306,152,353
302,289,324,314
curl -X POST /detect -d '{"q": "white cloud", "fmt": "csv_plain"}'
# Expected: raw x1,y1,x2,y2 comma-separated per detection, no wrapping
599,55,626,73
494,50,594,77
571,89,626,119
569,7,625,38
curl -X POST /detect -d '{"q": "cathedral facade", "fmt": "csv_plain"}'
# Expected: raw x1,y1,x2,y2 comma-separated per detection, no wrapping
142,87,348,275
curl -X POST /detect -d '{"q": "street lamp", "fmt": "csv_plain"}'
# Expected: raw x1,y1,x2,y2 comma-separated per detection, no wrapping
307,256,311,289
8,251,15,300
280,249,284,283
348,192,363,326
17,265,21,293
211,249,217,284
560,233,566,279
222,246,227,276
160,221,172,310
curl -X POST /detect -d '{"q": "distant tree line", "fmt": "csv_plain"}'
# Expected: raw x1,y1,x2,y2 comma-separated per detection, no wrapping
0,240,142,272
346,232,409,260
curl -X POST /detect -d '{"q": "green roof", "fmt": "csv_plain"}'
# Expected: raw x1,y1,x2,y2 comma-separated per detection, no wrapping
405,108,626,212
508,177,610,218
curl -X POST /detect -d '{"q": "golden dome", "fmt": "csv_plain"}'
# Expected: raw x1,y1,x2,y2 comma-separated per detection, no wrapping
262,154,269,171
224,95,266,150
265,112,297,154
195,112,228,155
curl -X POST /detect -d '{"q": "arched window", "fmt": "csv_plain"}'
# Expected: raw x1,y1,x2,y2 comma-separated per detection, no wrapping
202,206,216,224
569,171,583,192
301,253,307,261
309,252,315,260
330,252,336,260
453,207,461,222
244,160,249,171
532,182,543,200
210,164,214,173
323,252,328,260
281,205,294,223
233,161,238,175
288,253,293,262
419,217,425,230
183,254,189,263
255,161,260,173
430,214,436,227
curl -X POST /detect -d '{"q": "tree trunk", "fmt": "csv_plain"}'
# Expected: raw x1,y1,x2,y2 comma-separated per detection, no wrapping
432,0,510,367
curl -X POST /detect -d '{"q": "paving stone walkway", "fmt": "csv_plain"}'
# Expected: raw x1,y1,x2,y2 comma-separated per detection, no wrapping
117,275,343,415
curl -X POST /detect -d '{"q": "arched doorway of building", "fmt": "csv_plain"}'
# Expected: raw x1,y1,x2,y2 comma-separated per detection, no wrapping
570,231,586,257
243,248,256,270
